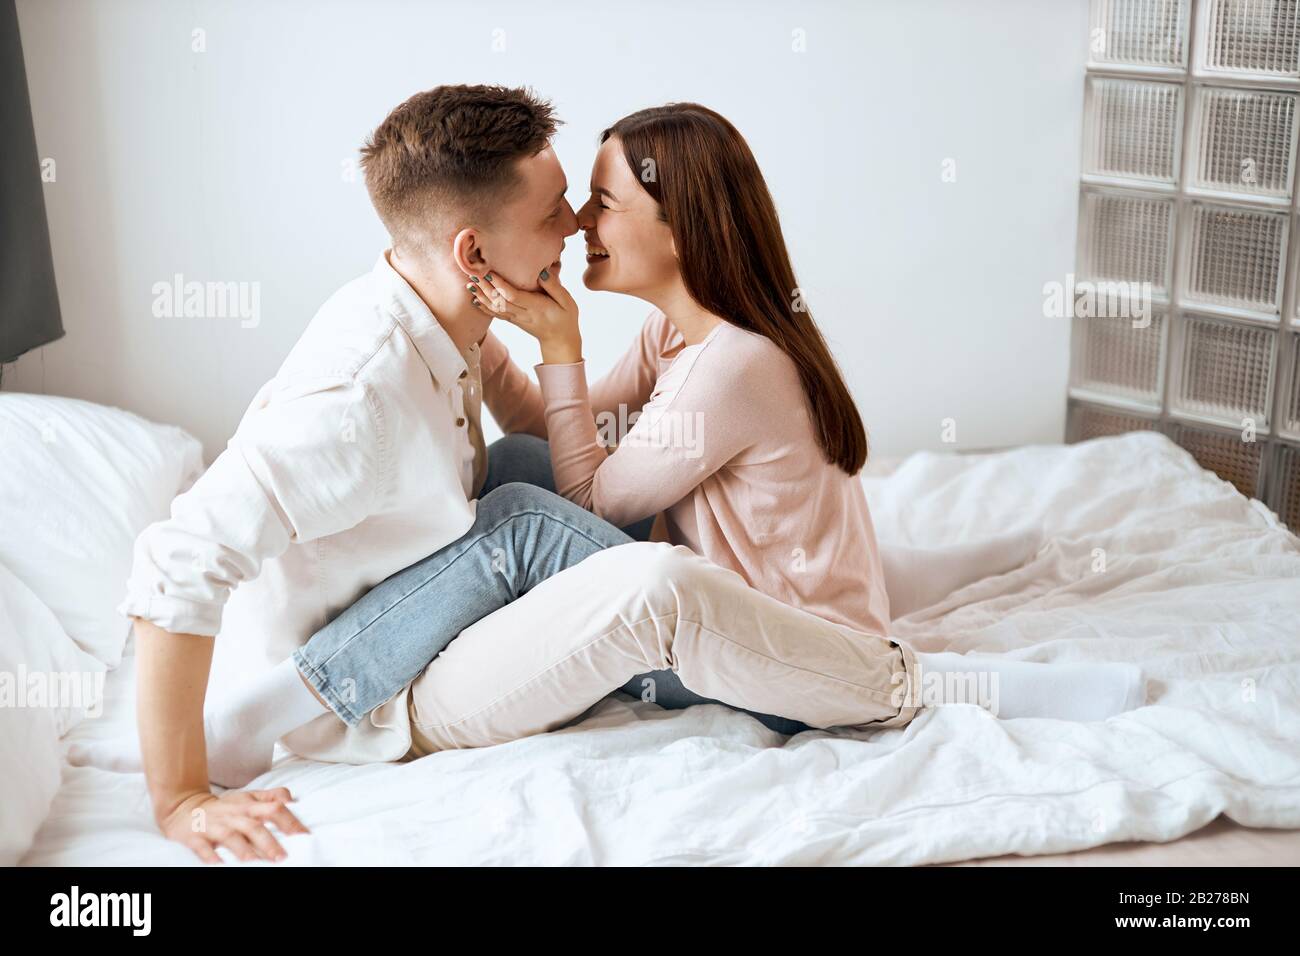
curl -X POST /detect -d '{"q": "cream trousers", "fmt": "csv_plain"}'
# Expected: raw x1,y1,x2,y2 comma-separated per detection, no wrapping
406,541,921,756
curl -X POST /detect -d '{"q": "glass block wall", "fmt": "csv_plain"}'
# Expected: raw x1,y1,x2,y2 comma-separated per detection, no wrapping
1067,0,1300,531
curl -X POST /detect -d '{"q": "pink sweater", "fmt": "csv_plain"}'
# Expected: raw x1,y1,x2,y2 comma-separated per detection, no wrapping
479,309,892,636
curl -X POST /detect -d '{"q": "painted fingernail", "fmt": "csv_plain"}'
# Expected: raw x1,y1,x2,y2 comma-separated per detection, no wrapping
470,276,479,283
484,273,493,282
539,269,549,280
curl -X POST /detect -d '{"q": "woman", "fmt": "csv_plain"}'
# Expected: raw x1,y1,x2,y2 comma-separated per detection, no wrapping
124,104,1146,784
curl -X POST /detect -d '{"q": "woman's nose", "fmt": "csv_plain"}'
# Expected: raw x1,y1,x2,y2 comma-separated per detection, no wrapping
575,199,595,231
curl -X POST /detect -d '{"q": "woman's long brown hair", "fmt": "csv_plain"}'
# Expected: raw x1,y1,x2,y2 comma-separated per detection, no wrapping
600,103,868,474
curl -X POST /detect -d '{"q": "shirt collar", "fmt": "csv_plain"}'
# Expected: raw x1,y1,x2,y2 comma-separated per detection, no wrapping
373,250,471,391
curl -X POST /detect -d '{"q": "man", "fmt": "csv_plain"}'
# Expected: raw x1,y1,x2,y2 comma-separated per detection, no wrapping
84,85,579,862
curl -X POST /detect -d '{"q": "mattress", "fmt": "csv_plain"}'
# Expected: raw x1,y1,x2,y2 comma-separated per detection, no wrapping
23,433,1300,866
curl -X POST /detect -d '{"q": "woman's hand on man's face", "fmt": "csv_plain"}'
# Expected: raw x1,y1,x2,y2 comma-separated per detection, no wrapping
468,269,583,364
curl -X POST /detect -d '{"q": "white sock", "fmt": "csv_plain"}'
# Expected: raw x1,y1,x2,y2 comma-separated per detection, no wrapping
909,650,1147,721
202,657,331,786
880,528,1043,619
68,658,331,787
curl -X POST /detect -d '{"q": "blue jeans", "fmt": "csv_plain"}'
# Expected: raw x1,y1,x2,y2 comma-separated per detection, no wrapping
292,433,808,736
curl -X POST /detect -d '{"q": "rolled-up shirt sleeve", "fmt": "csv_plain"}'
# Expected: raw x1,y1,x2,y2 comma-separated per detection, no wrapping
118,377,386,636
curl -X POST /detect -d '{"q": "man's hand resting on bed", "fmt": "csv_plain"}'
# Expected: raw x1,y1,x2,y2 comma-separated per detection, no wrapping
156,788,309,864
128,618,310,863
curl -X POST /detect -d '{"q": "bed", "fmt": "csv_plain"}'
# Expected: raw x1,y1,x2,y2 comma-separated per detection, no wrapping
7,396,1300,866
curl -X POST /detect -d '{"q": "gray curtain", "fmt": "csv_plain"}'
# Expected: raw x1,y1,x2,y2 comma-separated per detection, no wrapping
1,0,63,363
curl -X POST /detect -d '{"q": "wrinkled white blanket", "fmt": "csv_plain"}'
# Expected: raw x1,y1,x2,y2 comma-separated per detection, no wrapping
27,433,1300,865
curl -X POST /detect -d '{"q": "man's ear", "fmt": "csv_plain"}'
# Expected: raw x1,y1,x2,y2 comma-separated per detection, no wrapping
452,227,489,277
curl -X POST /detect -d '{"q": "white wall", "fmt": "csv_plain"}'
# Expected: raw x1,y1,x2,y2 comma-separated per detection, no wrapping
6,0,1088,461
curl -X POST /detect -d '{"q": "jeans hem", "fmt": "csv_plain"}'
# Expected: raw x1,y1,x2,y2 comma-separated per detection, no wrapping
293,647,366,727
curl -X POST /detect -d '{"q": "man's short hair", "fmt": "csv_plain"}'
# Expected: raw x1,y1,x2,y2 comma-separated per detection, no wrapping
359,84,560,252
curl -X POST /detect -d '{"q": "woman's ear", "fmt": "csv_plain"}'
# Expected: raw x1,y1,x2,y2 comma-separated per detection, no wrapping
452,227,489,277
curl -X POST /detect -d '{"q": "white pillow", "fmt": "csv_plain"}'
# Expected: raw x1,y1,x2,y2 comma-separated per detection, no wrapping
0,560,106,866
0,394,204,668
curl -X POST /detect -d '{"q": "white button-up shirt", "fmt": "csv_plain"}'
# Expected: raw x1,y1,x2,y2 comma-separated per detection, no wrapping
120,251,487,762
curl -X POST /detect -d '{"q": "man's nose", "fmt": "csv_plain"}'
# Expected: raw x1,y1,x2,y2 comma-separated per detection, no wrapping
563,201,580,236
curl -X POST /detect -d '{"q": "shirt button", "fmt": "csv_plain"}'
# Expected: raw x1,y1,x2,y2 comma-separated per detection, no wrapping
456,417,466,427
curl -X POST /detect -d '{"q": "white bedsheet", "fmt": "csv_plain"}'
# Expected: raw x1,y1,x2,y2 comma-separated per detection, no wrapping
24,433,1300,866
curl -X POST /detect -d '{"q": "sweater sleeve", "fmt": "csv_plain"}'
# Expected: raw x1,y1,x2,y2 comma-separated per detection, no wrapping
479,310,669,441
536,334,755,527
480,331,548,438
586,310,668,433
